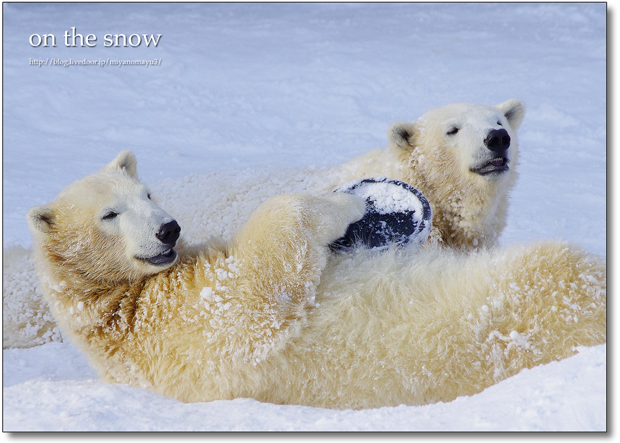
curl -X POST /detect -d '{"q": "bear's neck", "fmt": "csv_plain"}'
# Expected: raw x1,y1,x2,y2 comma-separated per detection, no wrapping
399,147,513,249
342,146,514,249
33,244,155,348
339,146,513,249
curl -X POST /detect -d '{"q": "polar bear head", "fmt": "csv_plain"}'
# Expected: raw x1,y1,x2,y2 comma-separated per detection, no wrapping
389,99,525,184
27,151,180,283
385,99,525,249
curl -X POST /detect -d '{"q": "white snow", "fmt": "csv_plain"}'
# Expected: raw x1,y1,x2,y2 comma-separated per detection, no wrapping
340,179,425,215
2,2,609,432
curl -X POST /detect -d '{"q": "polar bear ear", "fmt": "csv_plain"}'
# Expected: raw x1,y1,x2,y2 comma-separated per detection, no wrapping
27,205,56,234
497,99,526,131
388,121,416,150
107,150,138,178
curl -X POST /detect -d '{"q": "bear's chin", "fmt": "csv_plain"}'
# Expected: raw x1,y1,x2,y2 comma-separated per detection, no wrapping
135,249,178,267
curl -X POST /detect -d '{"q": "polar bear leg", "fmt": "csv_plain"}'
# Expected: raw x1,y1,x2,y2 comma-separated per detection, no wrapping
229,193,365,306
230,194,366,279
233,193,366,253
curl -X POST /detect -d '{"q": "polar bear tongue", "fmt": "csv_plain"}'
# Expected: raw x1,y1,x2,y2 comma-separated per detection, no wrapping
140,249,177,266
474,157,509,175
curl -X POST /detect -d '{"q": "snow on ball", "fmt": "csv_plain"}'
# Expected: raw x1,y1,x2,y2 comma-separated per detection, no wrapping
329,177,432,252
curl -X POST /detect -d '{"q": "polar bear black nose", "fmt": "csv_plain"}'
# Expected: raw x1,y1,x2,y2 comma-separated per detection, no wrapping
485,128,511,153
156,220,181,246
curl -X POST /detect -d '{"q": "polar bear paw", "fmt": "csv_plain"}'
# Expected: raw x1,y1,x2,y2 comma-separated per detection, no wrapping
301,193,366,247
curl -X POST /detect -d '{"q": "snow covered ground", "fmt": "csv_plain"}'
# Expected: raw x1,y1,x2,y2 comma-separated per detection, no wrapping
2,2,608,432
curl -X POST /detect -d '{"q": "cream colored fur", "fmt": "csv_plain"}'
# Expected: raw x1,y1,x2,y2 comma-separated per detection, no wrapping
159,99,526,251
335,99,525,249
27,152,605,409
4,100,526,349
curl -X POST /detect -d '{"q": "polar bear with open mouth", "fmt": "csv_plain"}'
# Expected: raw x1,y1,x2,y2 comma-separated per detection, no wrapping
26,151,605,409
154,99,525,252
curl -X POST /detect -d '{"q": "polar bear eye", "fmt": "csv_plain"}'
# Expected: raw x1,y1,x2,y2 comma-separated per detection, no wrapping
102,211,118,221
446,127,459,136
147,193,152,200
497,121,503,126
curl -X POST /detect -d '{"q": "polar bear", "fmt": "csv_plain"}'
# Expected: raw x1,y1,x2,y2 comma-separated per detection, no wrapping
330,99,525,249
4,100,525,350
153,99,525,251
27,151,605,409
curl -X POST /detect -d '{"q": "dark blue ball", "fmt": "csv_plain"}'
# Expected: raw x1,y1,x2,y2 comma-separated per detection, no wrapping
329,177,432,253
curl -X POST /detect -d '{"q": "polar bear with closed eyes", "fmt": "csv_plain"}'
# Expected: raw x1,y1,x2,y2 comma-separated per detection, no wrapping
26,151,605,409
6,99,526,349
334,99,525,249
152,99,526,252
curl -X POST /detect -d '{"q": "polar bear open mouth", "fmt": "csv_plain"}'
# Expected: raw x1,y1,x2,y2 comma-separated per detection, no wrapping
136,248,177,266
471,157,509,176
